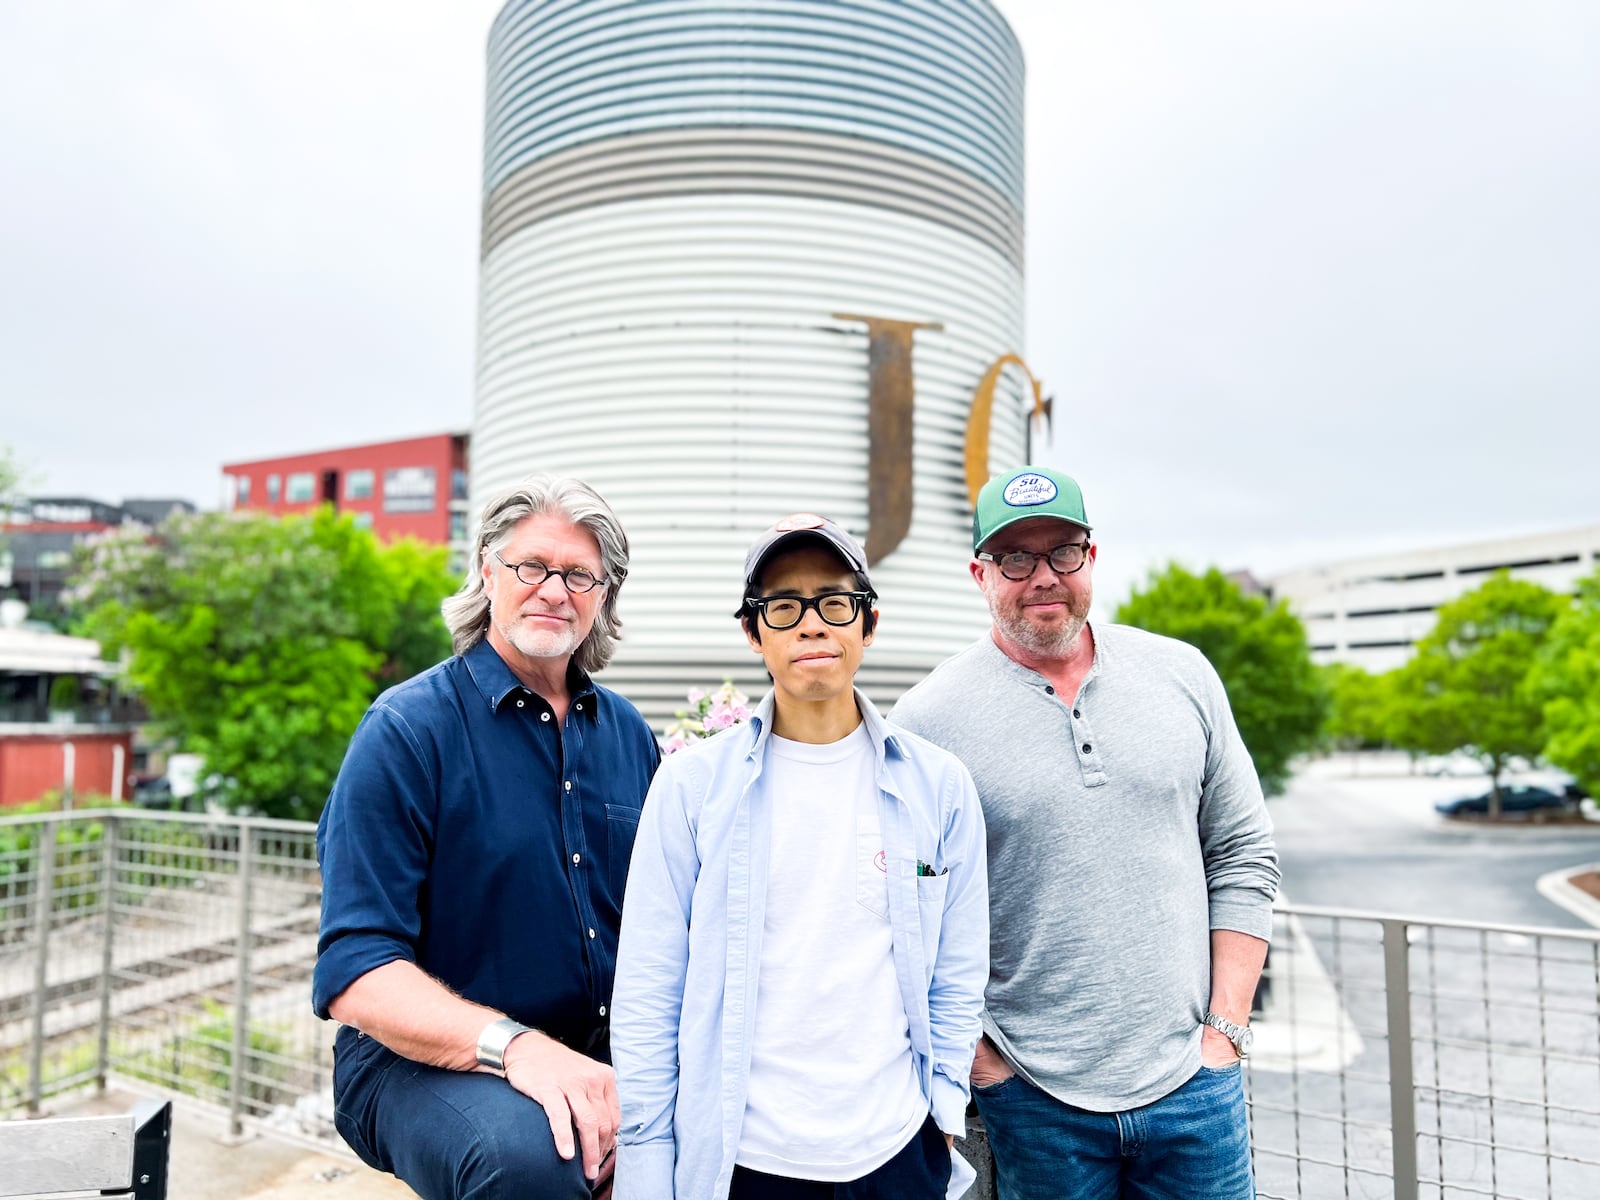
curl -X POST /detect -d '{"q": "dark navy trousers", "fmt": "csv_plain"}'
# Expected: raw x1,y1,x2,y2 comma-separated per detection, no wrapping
727,1115,952,1199
333,1026,592,1200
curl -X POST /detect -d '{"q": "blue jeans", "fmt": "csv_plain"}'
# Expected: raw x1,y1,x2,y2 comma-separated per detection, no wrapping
332,1025,593,1200
974,1064,1254,1200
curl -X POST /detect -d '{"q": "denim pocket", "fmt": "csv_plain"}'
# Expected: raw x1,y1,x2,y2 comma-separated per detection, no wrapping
971,1072,1022,1097
605,803,642,896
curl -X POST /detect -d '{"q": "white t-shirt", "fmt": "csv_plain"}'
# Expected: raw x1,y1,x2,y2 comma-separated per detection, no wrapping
735,724,927,1181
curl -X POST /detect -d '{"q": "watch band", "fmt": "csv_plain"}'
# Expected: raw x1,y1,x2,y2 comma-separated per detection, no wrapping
1203,1011,1253,1057
475,1016,533,1075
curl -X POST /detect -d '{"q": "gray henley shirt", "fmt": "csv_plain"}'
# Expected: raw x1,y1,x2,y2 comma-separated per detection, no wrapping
891,623,1279,1111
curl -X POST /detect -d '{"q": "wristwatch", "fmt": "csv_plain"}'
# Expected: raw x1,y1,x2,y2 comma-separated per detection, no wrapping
476,1016,533,1075
1202,1011,1254,1058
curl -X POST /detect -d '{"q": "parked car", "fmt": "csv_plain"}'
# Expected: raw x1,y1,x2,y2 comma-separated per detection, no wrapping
1435,783,1587,819
130,774,177,808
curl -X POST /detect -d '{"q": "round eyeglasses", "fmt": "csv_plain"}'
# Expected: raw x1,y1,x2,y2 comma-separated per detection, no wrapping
494,552,607,594
977,540,1092,581
745,591,871,630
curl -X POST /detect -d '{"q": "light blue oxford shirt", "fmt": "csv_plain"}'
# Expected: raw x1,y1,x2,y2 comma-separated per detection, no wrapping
611,690,989,1200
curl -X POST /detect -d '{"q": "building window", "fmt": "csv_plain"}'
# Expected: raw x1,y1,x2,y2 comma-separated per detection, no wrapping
236,476,251,506
449,511,468,542
286,473,316,503
351,512,375,531
451,469,469,501
346,469,375,501
267,475,281,504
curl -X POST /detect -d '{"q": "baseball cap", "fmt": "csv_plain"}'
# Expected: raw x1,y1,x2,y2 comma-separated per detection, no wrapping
742,513,873,596
972,466,1092,550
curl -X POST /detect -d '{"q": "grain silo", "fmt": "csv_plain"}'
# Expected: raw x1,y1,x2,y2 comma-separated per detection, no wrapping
474,0,1035,720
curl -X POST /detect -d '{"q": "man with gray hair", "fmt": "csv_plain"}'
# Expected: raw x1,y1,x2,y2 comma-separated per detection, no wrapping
314,475,660,1200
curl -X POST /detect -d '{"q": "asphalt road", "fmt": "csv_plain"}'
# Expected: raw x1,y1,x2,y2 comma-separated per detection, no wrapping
1272,755,1600,929
1253,755,1600,1199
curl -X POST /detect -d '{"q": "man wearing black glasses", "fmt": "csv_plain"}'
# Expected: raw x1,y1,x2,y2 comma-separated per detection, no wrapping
893,466,1279,1200
314,475,661,1200
612,514,989,1200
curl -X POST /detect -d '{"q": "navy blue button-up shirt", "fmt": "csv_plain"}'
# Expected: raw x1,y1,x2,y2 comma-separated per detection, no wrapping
313,637,661,1053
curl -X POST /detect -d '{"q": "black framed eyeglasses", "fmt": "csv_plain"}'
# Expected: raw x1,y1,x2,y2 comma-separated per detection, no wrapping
493,552,607,594
744,591,872,630
977,540,1092,581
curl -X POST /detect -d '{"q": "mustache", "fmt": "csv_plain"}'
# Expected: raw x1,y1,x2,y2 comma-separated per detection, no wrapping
519,603,574,618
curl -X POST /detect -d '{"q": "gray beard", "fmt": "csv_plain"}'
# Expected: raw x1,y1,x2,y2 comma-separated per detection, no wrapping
995,607,1087,657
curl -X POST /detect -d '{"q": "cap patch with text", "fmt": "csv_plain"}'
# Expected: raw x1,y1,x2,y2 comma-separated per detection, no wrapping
973,465,1092,550
1002,473,1059,507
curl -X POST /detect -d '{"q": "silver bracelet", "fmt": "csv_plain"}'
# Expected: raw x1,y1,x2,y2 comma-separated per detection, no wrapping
475,1016,533,1075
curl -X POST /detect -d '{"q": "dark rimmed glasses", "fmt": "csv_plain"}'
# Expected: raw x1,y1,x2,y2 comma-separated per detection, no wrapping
745,591,872,630
494,552,607,594
977,540,1092,581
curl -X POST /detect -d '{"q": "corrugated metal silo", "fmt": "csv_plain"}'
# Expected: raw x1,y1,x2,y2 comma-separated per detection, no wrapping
474,0,1032,722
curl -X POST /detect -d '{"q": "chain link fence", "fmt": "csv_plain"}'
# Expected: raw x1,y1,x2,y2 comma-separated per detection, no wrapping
3,809,1599,1199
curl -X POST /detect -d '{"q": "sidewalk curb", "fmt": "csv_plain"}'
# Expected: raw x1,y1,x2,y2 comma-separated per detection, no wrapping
1535,863,1600,928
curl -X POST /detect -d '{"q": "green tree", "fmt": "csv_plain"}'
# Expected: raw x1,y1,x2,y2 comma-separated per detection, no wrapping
0,445,25,510
0,445,31,568
1116,564,1328,796
1389,571,1564,815
375,537,457,685
70,507,455,820
1530,566,1600,798
1322,663,1394,755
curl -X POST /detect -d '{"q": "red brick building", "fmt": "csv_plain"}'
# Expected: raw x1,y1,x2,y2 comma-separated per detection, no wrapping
221,433,470,564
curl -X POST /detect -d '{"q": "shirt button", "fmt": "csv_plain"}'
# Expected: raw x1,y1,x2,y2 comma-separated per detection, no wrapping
572,853,581,865
541,712,550,722
598,1005,607,1017
564,780,572,792
588,928,596,939
1082,743,1092,753
516,699,524,708
576,702,583,711
1073,709,1081,718
1045,685,1055,694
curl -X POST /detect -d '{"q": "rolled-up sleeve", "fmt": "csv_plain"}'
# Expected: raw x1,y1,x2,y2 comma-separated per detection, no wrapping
1196,666,1279,942
312,705,436,1019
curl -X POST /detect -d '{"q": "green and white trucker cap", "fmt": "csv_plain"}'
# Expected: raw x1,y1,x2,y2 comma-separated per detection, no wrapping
972,466,1092,550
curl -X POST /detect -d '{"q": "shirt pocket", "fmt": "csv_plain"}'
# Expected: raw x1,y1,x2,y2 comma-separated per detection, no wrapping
605,803,642,897
855,814,890,918
916,872,949,905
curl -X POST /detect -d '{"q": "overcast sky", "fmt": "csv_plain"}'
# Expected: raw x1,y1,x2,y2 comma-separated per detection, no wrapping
2,1,1595,611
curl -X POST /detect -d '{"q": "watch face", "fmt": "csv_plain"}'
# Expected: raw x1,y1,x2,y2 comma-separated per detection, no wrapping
1237,1026,1255,1056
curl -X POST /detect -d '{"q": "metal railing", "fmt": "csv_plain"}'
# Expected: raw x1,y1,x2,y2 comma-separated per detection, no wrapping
0,808,329,1141
2,809,1598,1198
1246,905,1600,1199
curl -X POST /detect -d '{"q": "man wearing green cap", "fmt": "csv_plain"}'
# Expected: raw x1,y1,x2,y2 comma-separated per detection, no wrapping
893,467,1279,1200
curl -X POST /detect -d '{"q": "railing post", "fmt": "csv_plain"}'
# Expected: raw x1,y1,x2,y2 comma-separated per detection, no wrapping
227,820,255,1138
27,820,58,1115
1381,918,1419,1200
95,815,120,1091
